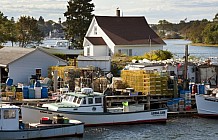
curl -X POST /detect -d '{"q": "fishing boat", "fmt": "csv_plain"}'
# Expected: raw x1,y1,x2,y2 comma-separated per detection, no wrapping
21,88,167,126
0,104,84,139
195,91,218,117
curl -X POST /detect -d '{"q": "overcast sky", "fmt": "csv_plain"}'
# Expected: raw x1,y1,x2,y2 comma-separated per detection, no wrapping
0,0,217,24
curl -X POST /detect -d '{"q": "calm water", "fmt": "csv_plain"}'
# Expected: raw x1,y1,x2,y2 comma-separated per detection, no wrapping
47,117,218,140
4,39,218,59
163,39,218,59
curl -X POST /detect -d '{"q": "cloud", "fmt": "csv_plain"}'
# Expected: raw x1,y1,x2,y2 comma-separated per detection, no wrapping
0,0,217,23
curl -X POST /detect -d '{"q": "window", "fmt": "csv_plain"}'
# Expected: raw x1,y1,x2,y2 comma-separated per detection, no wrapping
73,96,78,103
77,98,82,104
82,98,86,104
118,49,132,56
0,109,1,119
95,98,102,104
88,98,93,104
87,47,90,56
4,109,16,119
65,95,70,101
129,49,132,56
69,96,74,102
94,26,97,35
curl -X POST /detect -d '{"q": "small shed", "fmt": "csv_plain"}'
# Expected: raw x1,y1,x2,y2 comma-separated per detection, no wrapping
77,55,111,72
0,47,67,85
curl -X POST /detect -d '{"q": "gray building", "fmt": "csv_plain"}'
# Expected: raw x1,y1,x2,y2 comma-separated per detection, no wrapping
0,47,67,85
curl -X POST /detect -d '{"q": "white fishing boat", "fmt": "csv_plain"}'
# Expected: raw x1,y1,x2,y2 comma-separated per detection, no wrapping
21,88,167,126
0,104,84,139
195,92,218,117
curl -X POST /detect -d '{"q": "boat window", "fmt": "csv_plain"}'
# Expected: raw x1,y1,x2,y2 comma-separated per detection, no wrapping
73,96,78,103
82,98,86,104
65,95,70,101
88,98,93,104
69,96,74,102
95,97,102,103
0,109,1,119
4,109,16,119
77,98,82,104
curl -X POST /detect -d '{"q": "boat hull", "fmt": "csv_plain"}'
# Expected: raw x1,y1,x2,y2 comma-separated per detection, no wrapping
0,123,84,140
195,94,218,117
21,105,167,126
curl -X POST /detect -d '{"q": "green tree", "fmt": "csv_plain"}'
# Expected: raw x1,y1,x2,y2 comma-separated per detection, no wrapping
16,16,43,47
64,0,94,49
202,23,218,44
5,17,17,46
213,13,218,22
0,11,9,45
144,50,173,61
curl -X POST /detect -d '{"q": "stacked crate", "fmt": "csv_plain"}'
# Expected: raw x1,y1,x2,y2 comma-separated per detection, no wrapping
121,70,169,95
160,72,169,95
15,92,23,101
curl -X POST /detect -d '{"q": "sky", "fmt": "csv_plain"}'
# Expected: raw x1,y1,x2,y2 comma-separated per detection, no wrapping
0,0,217,24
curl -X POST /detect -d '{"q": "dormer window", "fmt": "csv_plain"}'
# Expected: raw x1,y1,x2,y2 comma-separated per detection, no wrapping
87,46,90,56
94,26,97,35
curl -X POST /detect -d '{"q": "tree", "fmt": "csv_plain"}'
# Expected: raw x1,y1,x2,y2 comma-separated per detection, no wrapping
16,16,43,47
5,17,17,46
144,50,173,61
64,0,94,49
0,11,9,45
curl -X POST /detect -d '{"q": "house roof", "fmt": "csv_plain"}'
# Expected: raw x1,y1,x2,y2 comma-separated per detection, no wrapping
0,47,67,66
77,55,111,61
86,37,106,45
0,47,35,66
95,16,166,45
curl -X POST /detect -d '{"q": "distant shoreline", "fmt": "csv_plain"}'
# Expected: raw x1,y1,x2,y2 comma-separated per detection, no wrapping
163,38,218,47
191,43,218,47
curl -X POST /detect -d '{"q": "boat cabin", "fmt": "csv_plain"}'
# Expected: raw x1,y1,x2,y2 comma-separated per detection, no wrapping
51,40,70,50
0,105,20,130
42,88,105,112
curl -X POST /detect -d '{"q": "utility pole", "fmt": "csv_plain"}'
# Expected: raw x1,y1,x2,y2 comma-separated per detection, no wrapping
183,44,189,90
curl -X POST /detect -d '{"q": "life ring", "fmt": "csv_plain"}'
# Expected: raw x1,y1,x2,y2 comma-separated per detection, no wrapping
92,107,96,111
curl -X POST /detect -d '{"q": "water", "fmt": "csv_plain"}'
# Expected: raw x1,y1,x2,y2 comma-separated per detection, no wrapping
4,39,218,59
163,39,218,59
47,117,218,140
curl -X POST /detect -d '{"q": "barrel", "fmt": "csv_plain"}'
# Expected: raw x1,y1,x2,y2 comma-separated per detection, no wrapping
22,86,29,99
34,87,41,98
6,78,13,86
198,84,205,94
192,84,198,94
172,98,179,111
29,88,35,99
41,86,48,98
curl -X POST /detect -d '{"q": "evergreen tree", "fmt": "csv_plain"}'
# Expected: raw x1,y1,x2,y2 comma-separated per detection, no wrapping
64,0,94,49
0,11,9,45
5,17,17,46
16,16,43,47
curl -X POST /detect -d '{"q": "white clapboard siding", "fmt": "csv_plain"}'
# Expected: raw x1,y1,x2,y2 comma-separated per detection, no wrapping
8,49,67,85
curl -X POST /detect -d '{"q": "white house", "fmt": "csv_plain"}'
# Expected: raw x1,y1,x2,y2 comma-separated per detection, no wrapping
83,15,166,57
0,47,67,85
